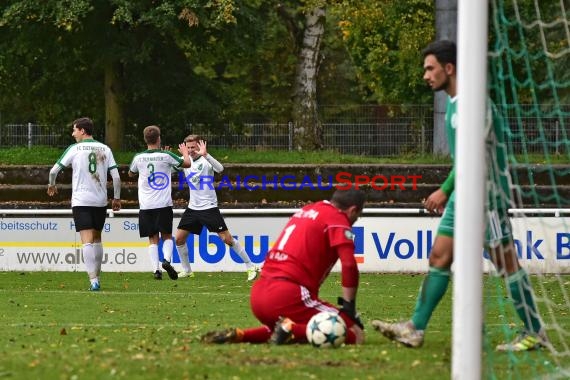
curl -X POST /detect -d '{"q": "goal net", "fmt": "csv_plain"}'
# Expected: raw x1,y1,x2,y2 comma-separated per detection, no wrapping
484,0,570,378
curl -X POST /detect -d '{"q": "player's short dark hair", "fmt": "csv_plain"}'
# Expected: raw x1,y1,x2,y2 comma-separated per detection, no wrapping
184,134,201,143
73,117,94,136
422,40,456,67
143,125,161,145
331,189,366,211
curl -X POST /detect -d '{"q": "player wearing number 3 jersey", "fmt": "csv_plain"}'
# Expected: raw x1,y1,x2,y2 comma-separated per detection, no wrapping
128,126,191,280
201,189,366,346
47,117,121,291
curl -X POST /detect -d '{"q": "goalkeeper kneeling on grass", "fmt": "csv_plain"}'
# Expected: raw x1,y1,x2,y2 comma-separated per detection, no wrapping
371,40,549,352
201,189,366,345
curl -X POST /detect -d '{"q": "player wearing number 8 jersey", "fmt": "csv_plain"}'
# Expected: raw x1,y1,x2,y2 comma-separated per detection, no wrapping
47,117,121,291
128,126,191,280
201,189,366,345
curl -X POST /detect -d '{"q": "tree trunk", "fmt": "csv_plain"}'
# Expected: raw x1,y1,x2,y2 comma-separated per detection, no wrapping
104,61,125,151
292,6,326,151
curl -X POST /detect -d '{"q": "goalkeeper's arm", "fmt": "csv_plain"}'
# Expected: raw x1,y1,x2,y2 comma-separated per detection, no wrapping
336,243,363,329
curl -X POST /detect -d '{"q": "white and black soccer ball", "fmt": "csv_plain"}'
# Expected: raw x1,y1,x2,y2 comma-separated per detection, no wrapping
306,311,347,348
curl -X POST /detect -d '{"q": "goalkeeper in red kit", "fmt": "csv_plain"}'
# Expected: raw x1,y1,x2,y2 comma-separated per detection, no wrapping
201,188,366,345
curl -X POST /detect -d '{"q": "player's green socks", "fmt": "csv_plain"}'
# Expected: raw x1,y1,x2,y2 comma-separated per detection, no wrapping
411,266,451,330
507,268,542,333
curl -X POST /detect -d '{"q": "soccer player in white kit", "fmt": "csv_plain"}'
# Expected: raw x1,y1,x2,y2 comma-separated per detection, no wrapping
128,126,190,280
47,117,121,291
173,134,259,281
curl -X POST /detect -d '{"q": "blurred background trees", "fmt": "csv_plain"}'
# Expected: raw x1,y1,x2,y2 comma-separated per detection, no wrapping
0,0,436,150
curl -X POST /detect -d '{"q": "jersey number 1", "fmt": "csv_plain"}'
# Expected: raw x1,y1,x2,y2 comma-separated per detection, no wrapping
276,224,296,251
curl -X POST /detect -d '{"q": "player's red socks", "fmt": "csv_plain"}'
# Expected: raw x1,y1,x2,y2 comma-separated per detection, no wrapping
242,326,272,343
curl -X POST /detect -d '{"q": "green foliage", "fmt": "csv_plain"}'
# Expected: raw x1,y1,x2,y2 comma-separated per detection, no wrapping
489,0,570,106
0,1,438,135
0,0,246,132
333,0,435,104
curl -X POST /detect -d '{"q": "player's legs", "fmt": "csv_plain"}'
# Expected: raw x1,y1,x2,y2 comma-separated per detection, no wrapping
373,194,455,347
161,232,174,265
251,278,363,345
201,277,363,345
148,235,161,280
410,235,453,330
217,230,259,281
91,229,104,280
173,228,193,275
408,194,454,331
412,192,455,330
79,229,98,284
175,209,201,276
73,206,107,290
200,208,258,280
486,209,546,350
156,207,174,262
139,209,163,278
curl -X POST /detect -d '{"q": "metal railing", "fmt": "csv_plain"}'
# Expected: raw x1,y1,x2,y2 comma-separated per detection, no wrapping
1,104,568,157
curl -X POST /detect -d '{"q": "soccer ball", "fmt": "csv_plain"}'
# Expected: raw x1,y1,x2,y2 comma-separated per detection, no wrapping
306,311,347,348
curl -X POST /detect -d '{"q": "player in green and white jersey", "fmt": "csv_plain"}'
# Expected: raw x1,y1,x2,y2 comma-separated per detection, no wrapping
372,40,547,352
47,117,121,291
173,134,259,281
128,126,191,280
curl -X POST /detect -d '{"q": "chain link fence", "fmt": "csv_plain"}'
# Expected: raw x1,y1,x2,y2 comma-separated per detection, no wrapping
188,105,434,156
1,104,567,156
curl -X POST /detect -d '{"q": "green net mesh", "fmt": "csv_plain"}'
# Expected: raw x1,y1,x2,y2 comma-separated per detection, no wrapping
485,0,570,378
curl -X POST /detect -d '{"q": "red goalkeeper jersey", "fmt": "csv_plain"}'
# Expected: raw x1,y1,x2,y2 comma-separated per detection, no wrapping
261,200,358,294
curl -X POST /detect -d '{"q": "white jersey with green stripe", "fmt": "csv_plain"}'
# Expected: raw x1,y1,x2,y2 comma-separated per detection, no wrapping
56,139,118,207
129,149,183,210
183,155,221,210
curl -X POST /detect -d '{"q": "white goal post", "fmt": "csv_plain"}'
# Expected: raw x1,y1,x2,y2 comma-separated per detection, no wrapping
452,1,488,379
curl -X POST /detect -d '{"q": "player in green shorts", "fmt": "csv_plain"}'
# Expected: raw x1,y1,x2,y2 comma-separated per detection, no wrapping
371,40,548,352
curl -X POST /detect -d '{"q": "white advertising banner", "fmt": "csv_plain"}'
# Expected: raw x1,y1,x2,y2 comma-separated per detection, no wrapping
1,212,569,273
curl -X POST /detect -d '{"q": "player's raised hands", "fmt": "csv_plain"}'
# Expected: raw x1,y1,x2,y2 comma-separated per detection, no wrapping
179,142,189,156
197,140,207,157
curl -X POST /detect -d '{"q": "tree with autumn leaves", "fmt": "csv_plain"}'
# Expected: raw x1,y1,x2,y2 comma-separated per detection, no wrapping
0,0,436,151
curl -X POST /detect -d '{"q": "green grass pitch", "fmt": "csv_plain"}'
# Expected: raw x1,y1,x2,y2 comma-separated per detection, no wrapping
0,271,562,379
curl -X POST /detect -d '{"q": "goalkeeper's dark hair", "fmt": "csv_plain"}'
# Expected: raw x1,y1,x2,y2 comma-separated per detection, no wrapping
422,40,456,67
331,189,366,211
